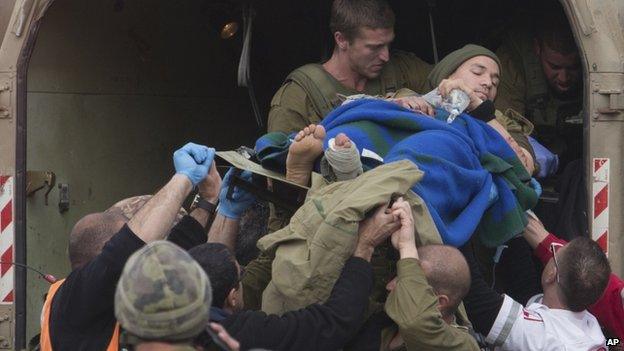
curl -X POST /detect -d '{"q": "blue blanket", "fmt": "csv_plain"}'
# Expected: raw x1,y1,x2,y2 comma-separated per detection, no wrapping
321,99,538,247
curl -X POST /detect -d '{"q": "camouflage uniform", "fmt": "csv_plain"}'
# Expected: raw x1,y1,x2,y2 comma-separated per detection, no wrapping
257,160,441,315
114,241,212,346
495,27,582,162
382,258,479,351
266,52,432,234
268,51,432,134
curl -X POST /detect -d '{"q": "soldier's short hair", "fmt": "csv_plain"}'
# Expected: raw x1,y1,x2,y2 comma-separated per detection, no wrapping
534,5,577,55
68,212,126,269
189,243,239,308
418,245,471,316
329,0,395,42
558,237,610,312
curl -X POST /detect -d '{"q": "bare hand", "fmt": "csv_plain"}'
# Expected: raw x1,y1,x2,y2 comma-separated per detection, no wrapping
355,204,400,260
198,161,222,203
438,78,483,111
210,322,240,351
389,198,418,258
391,96,435,116
523,211,549,249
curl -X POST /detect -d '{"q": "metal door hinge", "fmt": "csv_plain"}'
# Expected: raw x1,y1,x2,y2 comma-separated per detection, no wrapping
26,170,56,205
596,89,624,114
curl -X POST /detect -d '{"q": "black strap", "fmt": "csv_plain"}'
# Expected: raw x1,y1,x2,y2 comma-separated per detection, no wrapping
192,194,217,213
469,100,496,122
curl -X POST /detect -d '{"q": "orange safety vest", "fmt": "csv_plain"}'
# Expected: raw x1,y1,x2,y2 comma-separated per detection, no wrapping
39,279,120,351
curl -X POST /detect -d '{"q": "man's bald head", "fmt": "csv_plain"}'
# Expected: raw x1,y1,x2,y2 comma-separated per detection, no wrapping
68,212,126,269
418,245,471,317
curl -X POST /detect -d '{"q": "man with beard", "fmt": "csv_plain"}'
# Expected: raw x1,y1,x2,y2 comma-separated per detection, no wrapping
495,5,582,170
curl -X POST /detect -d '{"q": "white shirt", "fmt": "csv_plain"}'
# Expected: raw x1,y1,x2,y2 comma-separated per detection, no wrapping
486,294,607,351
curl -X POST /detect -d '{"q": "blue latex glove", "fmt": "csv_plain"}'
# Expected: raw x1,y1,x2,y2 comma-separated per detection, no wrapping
173,143,215,186
528,136,559,178
217,168,256,219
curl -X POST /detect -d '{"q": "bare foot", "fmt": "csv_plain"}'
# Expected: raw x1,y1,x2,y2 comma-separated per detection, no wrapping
286,124,326,185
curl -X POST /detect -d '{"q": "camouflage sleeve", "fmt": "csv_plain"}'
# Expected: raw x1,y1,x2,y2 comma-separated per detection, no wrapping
385,258,480,351
394,52,433,94
267,81,320,134
495,43,527,116
242,248,275,310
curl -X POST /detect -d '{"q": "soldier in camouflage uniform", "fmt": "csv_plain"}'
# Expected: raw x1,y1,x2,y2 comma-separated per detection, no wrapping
115,241,213,350
268,0,431,135
495,6,582,170
266,0,431,233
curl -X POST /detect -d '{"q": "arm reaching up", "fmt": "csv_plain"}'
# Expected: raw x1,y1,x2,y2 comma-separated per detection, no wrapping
129,143,214,243
208,169,256,252
522,211,551,249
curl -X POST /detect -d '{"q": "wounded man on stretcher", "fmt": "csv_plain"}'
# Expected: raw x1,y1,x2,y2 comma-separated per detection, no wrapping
253,95,540,249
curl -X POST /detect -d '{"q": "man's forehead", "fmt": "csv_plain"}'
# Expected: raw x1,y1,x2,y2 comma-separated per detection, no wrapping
463,56,500,75
355,27,395,43
542,46,579,67
470,63,499,76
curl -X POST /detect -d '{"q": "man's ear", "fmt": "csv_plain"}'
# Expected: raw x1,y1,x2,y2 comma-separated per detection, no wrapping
225,288,238,310
335,31,349,51
437,294,451,314
543,265,557,285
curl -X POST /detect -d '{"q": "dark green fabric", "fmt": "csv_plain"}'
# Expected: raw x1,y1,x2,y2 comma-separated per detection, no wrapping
427,44,501,89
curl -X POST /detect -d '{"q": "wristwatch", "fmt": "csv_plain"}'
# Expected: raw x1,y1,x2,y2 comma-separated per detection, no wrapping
191,194,218,214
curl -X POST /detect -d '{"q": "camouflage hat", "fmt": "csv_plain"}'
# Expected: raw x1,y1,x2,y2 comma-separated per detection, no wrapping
115,241,212,342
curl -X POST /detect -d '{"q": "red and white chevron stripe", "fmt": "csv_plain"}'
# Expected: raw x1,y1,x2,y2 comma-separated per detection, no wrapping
0,175,14,303
592,158,609,256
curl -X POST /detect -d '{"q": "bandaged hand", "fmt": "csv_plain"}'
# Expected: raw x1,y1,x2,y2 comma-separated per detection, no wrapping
389,198,418,259
217,168,256,219
173,143,215,186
